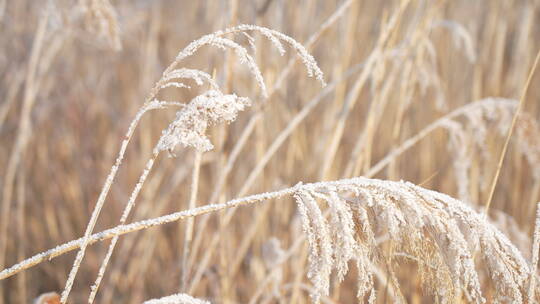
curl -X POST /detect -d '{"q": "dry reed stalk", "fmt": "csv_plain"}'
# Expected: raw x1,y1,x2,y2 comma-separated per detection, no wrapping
357,69,398,175
508,7,535,92
180,151,202,291
207,3,238,299
387,61,414,180
322,0,358,185
319,0,410,180
86,149,160,303
101,165,190,303
0,11,49,303
0,0,4,21
15,166,27,303
0,184,294,281
0,71,23,132
484,49,540,214
344,12,478,178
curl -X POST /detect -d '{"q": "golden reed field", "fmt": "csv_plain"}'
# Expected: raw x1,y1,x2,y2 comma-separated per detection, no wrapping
1,0,540,303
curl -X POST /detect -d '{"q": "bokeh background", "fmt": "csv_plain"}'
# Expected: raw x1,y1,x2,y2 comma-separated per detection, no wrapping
1,0,539,303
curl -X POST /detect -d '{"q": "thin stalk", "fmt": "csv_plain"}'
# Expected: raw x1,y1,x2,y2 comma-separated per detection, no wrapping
86,150,160,303
180,151,202,291
484,49,540,214
61,101,180,303
0,12,49,304
1,181,304,281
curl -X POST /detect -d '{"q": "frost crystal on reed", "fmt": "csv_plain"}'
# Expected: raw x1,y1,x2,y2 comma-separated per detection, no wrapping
143,293,210,304
157,90,251,153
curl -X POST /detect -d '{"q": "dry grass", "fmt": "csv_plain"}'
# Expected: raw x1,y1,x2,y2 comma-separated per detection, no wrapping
1,0,540,303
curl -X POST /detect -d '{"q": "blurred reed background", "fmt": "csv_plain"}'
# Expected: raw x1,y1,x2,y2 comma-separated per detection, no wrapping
0,0,539,303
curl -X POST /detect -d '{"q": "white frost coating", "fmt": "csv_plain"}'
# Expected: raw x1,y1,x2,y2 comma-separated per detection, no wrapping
292,177,530,303
234,24,325,86
143,293,210,304
313,191,357,282
174,24,326,92
529,203,540,302
208,37,267,97
157,90,251,153
162,68,219,90
441,119,472,203
294,190,333,303
160,82,191,90
241,32,257,52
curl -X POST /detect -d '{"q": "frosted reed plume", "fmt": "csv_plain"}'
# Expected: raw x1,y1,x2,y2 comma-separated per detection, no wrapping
57,25,325,303
294,179,484,303
361,97,540,209
172,24,327,97
86,91,252,303
441,98,515,202
434,99,540,204
365,98,517,177
157,90,251,153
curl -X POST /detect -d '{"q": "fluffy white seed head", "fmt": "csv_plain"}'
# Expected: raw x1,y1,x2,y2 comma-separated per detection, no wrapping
291,177,534,303
173,24,326,99
143,293,210,304
157,90,251,153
